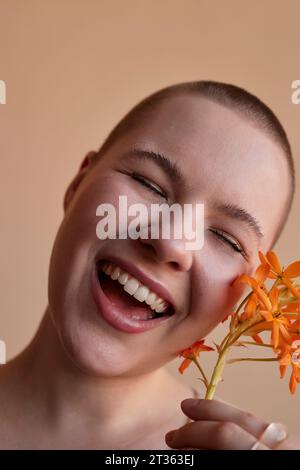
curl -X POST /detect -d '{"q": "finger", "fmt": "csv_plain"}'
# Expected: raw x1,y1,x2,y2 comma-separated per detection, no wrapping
165,420,269,450
181,399,268,439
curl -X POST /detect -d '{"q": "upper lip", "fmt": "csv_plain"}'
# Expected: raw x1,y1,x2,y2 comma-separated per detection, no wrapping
95,254,176,312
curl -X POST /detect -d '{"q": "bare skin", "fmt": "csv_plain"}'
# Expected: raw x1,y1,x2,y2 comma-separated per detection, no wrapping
0,94,298,449
0,312,194,449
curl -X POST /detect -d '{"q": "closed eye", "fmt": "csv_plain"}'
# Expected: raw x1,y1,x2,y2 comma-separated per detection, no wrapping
130,171,168,200
209,228,247,258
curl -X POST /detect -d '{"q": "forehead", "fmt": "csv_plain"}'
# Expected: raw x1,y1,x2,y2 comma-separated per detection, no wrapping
108,94,290,250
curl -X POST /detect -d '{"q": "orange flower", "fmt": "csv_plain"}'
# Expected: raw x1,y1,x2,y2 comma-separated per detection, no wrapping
277,342,300,394
232,257,270,287
289,363,300,394
240,292,258,321
233,260,272,311
178,340,214,374
178,250,300,397
259,287,292,348
258,251,300,299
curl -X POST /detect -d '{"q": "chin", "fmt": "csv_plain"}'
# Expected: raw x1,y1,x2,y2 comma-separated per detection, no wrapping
55,317,128,377
52,308,157,378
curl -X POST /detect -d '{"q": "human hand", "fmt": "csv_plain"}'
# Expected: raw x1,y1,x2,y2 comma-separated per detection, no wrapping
165,399,300,450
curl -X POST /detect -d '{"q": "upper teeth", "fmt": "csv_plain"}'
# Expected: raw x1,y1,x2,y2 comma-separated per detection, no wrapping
101,262,169,314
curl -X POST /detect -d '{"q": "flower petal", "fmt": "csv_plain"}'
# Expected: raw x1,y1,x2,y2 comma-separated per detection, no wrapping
280,364,287,379
258,251,270,267
284,261,300,279
259,309,273,321
255,263,270,284
279,323,293,344
266,251,282,274
281,301,300,313
289,370,297,394
269,287,279,310
246,321,273,334
272,321,280,349
244,294,257,318
178,358,191,374
251,334,263,344
233,273,256,289
282,278,300,299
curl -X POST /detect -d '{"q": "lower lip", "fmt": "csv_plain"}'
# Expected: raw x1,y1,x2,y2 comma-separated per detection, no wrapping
91,265,174,334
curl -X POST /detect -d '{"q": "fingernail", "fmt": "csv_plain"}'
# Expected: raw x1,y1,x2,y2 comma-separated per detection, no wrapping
165,430,176,443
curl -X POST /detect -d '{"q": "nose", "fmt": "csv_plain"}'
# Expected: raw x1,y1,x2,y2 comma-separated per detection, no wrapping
139,236,193,272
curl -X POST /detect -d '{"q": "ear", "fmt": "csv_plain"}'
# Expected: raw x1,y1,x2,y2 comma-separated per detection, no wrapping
63,151,97,212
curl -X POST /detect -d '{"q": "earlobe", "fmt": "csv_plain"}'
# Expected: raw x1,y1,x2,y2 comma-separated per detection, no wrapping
63,150,97,212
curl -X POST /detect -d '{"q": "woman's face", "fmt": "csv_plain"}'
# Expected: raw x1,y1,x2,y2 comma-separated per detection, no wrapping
48,94,290,377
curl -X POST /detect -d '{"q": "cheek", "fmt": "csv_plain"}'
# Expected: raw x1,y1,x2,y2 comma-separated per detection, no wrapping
53,172,128,260
48,172,140,310
48,181,110,317
169,280,246,355
187,258,247,338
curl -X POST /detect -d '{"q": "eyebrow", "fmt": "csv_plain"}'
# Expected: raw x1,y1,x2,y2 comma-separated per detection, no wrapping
121,147,264,243
120,147,186,188
212,201,264,242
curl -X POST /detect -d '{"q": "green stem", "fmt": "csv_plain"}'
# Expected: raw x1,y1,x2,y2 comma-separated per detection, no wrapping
268,277,281,295
227,357,279,364
218,293,254,351
192,357,209,388
204,316,269,400
218,332,231,351
205,348,229,400
235,292,253,316
240,341,273,348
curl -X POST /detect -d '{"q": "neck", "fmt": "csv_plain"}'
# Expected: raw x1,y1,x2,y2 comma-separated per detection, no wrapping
11,308,173,437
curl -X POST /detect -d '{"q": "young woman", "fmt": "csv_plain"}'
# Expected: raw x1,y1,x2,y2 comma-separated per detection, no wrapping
0,81,299,449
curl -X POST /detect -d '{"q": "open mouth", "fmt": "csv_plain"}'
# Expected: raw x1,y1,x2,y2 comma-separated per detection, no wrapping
92,258,175,333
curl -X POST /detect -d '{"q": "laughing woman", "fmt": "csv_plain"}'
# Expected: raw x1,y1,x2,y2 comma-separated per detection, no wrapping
0,81,299,449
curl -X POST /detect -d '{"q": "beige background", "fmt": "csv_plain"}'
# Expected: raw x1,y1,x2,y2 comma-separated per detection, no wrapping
0,0,300,434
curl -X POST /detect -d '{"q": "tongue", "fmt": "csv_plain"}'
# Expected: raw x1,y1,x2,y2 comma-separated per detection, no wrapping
100,275,154,321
